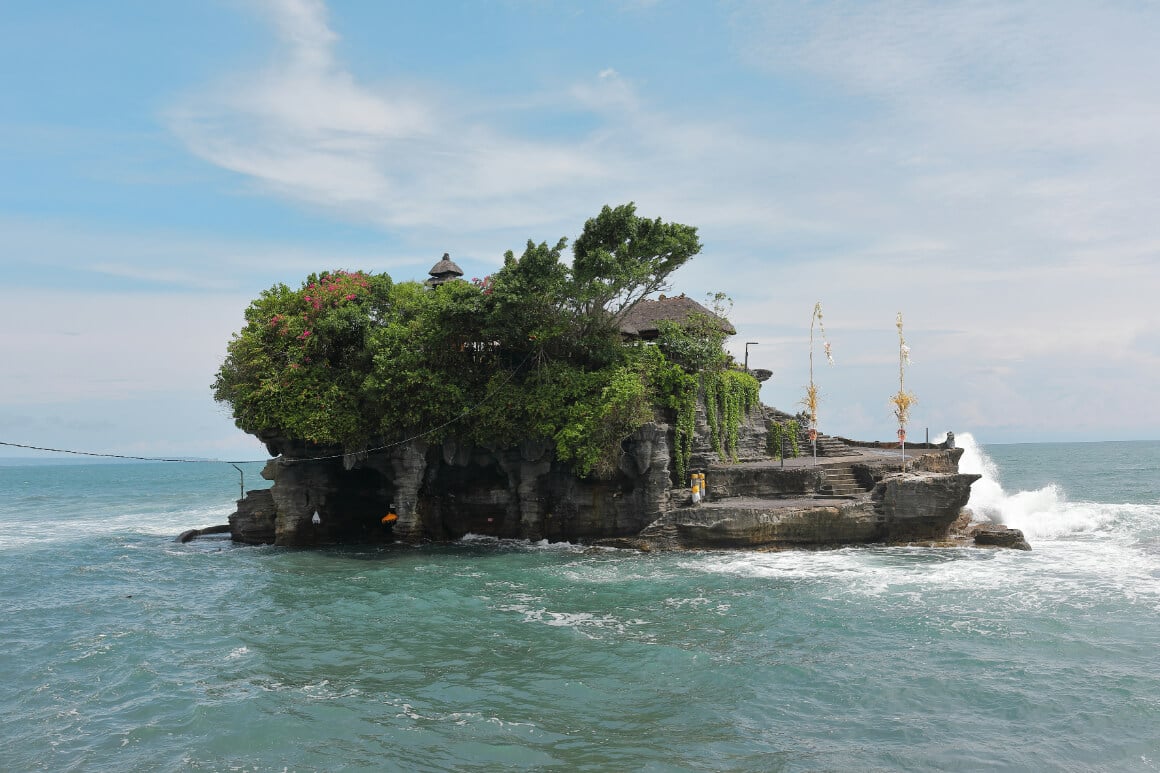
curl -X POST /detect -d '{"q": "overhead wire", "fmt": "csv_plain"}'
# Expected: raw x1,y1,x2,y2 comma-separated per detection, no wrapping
0,347,539,466
0,440,264,464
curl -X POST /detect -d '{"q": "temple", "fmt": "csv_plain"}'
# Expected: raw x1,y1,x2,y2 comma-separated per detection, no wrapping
425,253,464,287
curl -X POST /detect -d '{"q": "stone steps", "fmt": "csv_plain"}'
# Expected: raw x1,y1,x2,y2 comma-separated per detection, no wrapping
817,470,861,497
808,433,854,458
816,464,874,497
701,461,876,502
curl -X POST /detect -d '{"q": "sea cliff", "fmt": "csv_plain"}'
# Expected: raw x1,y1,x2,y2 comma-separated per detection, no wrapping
228,401,980,550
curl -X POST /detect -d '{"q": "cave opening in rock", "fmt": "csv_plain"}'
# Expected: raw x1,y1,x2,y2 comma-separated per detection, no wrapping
426,459,513,540
326,467,397,543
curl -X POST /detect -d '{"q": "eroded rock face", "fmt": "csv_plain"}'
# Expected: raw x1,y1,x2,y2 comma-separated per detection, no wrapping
234,423,674,547
852,447,964,487
703,464,824,500
231,409,984,552
228,488,276,545
687,402,770,470
634,499,880,549
621,467,978,551
872,470,982,542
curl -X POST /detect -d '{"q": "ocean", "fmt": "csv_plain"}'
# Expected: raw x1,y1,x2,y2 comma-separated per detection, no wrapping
1,435,1158,772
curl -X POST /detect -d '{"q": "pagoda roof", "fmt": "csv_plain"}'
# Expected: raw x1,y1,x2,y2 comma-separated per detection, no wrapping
427,253,464,286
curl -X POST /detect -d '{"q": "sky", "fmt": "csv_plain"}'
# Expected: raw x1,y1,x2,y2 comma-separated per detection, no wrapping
2,0,1158,461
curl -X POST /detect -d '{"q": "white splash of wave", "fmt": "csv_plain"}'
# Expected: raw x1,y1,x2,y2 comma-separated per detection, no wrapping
957,433,1120,539
496,601,652,640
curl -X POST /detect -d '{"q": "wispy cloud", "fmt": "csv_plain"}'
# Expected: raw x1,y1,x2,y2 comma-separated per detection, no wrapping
166,0,829,244
166,0,620,233
729,0,1160,266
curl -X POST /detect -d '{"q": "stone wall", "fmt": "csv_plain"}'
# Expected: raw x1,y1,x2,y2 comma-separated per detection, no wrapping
703,464,824,500
687,401,772,471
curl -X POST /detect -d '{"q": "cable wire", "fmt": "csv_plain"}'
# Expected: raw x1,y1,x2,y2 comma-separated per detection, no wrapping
0,348,538,466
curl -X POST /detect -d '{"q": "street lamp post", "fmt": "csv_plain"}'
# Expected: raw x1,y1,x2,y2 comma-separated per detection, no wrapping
744,341,759,373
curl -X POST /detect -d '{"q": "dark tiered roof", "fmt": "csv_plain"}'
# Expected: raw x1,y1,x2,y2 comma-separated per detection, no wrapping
618,294,736,339
426,253,464,286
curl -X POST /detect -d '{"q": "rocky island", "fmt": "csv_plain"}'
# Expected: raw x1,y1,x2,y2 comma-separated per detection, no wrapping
214,204,1005,551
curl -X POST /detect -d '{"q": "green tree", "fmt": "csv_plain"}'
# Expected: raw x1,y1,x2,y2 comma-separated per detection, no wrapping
570,202,702,336
484,238,571,364
212,269,394,447
212,204,736,475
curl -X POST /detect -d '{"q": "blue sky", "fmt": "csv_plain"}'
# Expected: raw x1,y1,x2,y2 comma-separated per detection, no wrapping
3,0,1159,460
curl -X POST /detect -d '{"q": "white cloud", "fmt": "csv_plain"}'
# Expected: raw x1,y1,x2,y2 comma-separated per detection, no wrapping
166,0,622,235
5,291,250,403
155,0,1160,441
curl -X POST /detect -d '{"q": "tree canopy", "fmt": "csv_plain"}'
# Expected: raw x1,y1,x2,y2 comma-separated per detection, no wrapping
571,202,702,336
213,204,754,478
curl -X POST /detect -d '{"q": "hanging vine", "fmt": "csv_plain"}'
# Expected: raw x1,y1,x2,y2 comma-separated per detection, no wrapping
673,375,697,484
703,372,722,455
645,350,699,485
768,421,783,459
786,419,801,457
767,419,802,459
700,369,760,462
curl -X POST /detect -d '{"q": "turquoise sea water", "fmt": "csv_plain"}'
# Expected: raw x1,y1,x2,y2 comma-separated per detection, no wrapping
2,436,1158,772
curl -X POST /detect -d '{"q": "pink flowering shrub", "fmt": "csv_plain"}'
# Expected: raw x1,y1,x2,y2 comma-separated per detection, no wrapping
214,268,394,445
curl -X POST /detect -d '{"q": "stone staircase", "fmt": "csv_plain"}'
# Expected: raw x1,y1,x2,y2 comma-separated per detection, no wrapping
698,459,875,503
628,442,972,551
809,432,855,458
816,465,867,497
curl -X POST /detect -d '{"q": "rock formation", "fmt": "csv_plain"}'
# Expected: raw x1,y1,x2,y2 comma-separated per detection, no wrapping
971,523,1032,551
231,422,675,547
226,396,994,551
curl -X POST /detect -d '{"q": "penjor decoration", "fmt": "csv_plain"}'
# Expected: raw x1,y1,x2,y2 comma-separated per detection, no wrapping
803,301,834,466
889,312,917,466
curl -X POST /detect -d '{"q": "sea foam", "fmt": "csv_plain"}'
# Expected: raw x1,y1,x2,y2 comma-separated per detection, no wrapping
959,433,1126,539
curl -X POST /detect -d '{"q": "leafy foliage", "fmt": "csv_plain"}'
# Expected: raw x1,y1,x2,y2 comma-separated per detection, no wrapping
570,202,702,340
213,205,741,478
212,270,393,447
767,420,801,459
655,314,729,374
701,369,762,463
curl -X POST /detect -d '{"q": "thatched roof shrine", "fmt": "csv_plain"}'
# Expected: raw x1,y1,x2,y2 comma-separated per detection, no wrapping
618,294,736,340
426,253,464,287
